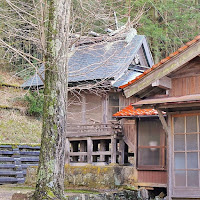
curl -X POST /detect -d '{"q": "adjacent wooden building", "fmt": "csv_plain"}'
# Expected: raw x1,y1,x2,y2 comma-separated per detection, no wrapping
115,35,200,199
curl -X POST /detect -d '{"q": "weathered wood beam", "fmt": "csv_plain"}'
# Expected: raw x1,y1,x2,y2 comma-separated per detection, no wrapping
65,138,70,164
68,136,111,141
119,139,125,165
111,136,117,163
100,140,106,161
158,102,200,110
124,40,200,98
69,152,88,156
123,136,135,152
152,76,171,90
81,94,86,123
87,137,93,164
92,151,111,156
167,115,172,200
155,107,169,136
80,141,86,162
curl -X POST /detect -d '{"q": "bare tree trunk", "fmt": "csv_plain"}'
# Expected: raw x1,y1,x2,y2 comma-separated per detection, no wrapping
33,0,71,199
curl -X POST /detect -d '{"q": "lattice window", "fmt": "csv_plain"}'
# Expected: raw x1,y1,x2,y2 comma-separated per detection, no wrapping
138,119,166,170
173,114,200,188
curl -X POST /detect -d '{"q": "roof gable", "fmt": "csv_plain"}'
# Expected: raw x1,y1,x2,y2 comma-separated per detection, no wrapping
21,34,153,88
121,35,200,98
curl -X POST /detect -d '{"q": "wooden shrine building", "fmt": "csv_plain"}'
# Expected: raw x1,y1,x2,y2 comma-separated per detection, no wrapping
115,35,200,199
22,31,154,166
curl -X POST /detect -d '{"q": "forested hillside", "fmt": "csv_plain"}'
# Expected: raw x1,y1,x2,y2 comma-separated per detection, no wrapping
0,0,199,75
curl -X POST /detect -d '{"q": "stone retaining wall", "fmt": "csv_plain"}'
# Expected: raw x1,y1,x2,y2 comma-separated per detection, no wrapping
68,190,143,200
26,164,136,190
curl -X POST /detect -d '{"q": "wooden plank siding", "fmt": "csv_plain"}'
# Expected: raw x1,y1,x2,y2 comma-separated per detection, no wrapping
122,119,136,153
68,91,137,124
170,75,200,97
138,170,167,184
169,58,200,97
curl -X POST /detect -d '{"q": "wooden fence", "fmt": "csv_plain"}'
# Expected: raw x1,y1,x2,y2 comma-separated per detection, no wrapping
0,144,40,184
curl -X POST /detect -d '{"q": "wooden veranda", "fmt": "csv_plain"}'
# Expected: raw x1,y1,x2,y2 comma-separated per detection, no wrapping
65,121,126,166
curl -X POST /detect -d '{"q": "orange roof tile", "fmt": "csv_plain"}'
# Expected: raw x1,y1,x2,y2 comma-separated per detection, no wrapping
113,104,161,117
119,34,200,89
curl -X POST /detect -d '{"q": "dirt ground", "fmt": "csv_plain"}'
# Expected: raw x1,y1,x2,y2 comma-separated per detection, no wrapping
0,184,98,200
0,185,33,200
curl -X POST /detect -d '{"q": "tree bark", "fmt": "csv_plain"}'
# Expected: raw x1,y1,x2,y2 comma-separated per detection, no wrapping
33,0,71,199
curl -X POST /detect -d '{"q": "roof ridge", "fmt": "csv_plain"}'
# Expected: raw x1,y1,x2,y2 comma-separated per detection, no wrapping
119,34,200,89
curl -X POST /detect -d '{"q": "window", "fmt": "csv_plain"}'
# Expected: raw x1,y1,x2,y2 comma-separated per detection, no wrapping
173,114,200,188
138,119,166,170
108,93,119,120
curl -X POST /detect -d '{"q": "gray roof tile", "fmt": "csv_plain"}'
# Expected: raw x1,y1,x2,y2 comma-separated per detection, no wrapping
22,35,148,88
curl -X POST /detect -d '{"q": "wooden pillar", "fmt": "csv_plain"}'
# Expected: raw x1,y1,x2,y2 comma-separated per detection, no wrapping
87,137,93,164
119,139,125,165
111,136,117,163
167,114,172,200
65,138,70,164
82,94,86,123
102,94,108,123
80,141,86,162
100,140,106,162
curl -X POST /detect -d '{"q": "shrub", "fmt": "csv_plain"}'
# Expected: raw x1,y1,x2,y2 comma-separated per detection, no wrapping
25,90,44,117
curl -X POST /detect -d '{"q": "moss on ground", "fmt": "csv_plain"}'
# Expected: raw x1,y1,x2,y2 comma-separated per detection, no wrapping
64,189,99,194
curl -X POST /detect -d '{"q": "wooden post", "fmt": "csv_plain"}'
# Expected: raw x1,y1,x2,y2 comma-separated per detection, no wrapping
65,138,70,164
156,107,172,199
111,136,117,163
13,147,24,184
102,94,108,123
80,141,86,162
119,139,125,165
100,140,106,162
82,94,86,123
87,137,93,164
167,114,172,200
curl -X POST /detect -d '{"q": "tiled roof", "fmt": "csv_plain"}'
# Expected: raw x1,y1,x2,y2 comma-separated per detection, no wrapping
119,35,200,89
113,104,160,117
112,68,142,87
22,35,152,88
